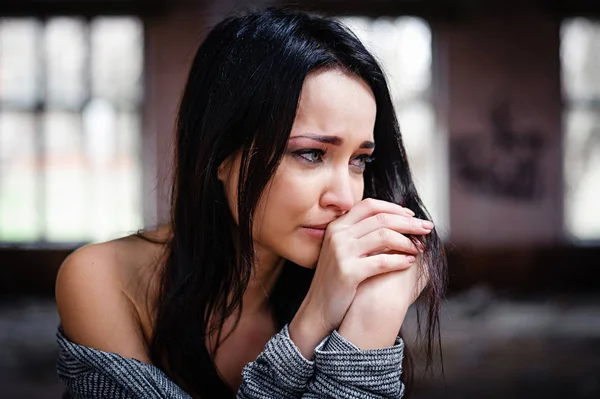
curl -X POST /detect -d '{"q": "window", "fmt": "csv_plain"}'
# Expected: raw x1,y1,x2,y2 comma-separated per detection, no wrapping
561,18,600,242
0,16,143,246
338,16,448,233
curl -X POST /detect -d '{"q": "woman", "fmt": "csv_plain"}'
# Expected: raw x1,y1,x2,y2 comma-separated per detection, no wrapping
55,7,447,398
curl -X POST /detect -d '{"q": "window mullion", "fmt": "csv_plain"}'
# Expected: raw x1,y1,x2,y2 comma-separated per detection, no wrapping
36,17,47,243
82,16,92,240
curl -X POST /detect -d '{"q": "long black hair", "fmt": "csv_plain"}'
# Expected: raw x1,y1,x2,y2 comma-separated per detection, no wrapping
147,7,447,398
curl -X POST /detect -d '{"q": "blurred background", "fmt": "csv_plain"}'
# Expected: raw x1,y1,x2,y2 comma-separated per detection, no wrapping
0,0,598,398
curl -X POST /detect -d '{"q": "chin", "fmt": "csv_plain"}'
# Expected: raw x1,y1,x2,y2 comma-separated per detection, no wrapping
270,232,322,269
283,246,319,269
293,259,318,269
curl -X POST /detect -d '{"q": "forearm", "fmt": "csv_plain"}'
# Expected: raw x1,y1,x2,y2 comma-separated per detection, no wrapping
288,301,331,360
338,304,407,350
338,273,410,350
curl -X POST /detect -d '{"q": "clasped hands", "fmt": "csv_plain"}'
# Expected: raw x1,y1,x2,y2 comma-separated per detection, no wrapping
289,198,432,358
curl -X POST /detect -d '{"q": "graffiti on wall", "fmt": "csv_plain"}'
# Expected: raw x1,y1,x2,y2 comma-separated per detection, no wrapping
450,101,546,200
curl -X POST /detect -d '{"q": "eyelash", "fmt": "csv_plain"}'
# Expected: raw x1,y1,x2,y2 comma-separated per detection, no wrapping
292,149,375,171
293,149,326,164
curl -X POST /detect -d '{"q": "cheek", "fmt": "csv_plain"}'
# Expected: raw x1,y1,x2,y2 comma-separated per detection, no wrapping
251,162,366,268
220,155,243,224
354,178,365,203
252,167,323,267
254,171,317,233
223,176,239,224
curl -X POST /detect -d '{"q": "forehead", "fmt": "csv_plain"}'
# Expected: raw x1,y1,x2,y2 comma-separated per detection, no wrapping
292,69,376,141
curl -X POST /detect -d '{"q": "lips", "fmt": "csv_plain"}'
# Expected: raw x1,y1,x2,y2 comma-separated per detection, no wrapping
302,226,327,239
305,224,328,230
303,220,334,230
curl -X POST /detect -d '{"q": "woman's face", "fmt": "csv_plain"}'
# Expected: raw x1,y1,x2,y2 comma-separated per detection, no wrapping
220,68,377,269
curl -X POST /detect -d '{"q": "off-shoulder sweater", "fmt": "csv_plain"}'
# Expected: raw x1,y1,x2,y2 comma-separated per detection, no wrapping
56,324,405,398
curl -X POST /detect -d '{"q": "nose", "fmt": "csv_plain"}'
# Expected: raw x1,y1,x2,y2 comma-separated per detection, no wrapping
319,167,356,214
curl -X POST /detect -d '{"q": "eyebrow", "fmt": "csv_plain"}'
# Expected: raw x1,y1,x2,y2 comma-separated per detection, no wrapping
290,134,375,149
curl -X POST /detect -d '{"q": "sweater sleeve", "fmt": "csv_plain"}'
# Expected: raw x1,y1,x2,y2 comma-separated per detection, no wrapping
239,325,405,399
302,330,405,399
57,325,313,399
57,328,192,398
58,325,404,399
237,324,314,398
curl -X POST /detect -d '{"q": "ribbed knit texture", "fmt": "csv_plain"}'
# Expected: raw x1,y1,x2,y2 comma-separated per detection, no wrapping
57,324,405,398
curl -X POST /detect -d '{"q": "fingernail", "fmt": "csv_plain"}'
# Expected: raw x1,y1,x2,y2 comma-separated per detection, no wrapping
422,220,434,230
408,256,416,263
405,208,415,216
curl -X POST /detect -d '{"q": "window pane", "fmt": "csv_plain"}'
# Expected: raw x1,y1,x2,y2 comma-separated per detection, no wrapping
0,112,39,241
340,17,432,100
114,111,142,235
45,18,87,109
561,18,600,103
83,99,116,242
563,109,600,240
0,19,41,108
561,19,600,241
398,100,438,209
83,99,142,242
44,112,87,242
0,16,143,245
91,17,143,107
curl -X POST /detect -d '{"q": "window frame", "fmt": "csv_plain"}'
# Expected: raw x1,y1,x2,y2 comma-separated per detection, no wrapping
0,7,145,249
560,16,600,245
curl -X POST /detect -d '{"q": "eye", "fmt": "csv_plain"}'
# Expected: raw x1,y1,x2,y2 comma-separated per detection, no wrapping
351,154,375,171
293,149,326,164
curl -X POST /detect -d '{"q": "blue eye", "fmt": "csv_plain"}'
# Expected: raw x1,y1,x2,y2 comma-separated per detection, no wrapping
352,154,375,171
294,149,326,164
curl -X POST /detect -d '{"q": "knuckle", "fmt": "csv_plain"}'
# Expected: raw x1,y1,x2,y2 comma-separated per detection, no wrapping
405,238,417,252
378,228,392,242
411,217,422,229
375,212,388,225
375,254,389,270
363,198,378,209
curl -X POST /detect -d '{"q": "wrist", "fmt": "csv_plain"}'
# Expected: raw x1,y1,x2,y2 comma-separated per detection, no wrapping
289,304,331,360
338,299,408,350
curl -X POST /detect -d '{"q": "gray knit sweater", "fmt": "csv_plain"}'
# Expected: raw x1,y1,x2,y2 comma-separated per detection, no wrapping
57,324,405,398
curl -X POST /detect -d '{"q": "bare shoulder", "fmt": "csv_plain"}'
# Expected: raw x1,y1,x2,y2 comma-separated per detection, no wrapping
55,236,160,363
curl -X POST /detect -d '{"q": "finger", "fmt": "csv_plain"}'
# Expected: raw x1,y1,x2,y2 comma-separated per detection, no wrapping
358,253,416,280
338,198,415,226
355,228,420,257
350,212,434,239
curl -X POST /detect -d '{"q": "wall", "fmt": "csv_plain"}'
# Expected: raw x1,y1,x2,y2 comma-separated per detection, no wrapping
436,8,563,247
142,0,271,226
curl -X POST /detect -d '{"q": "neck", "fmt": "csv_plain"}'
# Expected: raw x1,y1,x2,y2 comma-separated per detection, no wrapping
228,221,284,314
243,245,284,314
